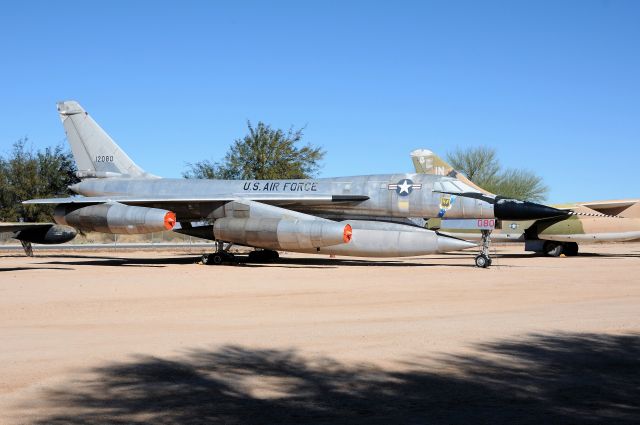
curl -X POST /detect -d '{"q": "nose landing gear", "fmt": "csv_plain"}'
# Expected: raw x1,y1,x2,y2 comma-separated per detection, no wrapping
439,219,496,268
475,229,493,268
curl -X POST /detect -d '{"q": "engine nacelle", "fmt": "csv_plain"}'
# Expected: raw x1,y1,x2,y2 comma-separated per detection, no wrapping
298,220,476,257
54,203,176,234
15,224,77,244
213,217,352,250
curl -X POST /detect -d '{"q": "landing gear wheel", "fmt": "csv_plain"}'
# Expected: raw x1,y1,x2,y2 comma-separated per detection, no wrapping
563,242,579,256
202,249,235,265
544,242,563,257
212,254,225,265
474,229,493,268
248,251,264,262
475,254,490,268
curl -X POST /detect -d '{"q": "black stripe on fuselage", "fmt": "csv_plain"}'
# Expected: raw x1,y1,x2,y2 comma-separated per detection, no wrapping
331,195,370,202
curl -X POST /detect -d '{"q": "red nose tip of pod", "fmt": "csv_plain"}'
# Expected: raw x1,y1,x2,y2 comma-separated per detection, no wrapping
343,224,353,243
164,211,177,230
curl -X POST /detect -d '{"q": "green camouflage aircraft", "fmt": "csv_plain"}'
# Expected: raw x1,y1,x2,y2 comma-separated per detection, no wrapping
411,149,640,257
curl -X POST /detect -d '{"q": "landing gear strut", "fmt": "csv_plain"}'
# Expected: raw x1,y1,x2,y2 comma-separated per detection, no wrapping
202,241,235,265
20,241,33,257
475,229,493,268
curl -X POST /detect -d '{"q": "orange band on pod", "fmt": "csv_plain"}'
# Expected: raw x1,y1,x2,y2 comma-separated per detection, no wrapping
164,211,177,230
343,224,353,243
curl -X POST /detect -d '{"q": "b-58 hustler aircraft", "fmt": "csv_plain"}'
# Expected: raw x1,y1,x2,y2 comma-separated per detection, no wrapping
25,101,568,266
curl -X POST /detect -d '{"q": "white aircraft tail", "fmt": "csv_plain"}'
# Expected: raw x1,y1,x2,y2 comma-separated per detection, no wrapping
57,100,156,179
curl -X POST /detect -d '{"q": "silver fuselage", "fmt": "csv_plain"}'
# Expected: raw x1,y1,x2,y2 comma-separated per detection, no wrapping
70,173,494,222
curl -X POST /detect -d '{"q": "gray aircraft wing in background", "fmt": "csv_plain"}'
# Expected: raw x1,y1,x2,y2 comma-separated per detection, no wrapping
0,223,77,256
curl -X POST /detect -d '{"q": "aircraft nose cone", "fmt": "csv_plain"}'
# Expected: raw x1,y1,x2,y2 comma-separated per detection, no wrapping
494,197,569,220
436,234,477,253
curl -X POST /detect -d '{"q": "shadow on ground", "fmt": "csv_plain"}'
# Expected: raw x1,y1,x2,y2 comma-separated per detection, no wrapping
237,256,477,268
0,266,74,272
36,254,479,269
494,253,640,259
39,255,202,267
32,333,640,424
17,253,638,270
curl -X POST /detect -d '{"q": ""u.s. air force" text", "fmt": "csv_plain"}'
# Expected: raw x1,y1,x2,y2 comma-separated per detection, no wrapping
242,181,318,192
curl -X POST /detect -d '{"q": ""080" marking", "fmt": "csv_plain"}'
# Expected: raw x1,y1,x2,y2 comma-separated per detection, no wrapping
477,219,495,228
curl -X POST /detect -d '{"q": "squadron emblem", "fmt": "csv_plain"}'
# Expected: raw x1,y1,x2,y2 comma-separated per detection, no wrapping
438,195,456,217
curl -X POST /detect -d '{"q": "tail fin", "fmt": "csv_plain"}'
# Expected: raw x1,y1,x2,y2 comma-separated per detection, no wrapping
57,100,156,179
410,149,493,195
622,201,640,218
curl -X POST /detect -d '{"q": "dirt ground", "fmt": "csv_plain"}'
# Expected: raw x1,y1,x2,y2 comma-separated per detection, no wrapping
1,243,639,424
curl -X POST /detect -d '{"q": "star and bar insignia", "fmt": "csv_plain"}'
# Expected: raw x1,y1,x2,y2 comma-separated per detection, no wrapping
388,178,422,196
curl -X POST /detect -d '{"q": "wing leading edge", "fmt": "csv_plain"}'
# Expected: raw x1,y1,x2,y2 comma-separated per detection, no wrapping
23,194,369,206
0,222,57,233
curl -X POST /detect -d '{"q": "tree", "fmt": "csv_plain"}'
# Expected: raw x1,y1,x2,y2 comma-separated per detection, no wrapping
447,146,548,202
182,159,228,180
446,146,501,190
492,168,548,203
184,121,325,180
0,138,79,222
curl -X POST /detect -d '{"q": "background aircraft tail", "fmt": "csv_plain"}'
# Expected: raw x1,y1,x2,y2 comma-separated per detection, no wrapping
57,100,156,179
576,199,640,218
410,149,492,195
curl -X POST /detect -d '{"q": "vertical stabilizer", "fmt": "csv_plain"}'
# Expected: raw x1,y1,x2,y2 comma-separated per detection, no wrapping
410,149,493,195
621,201,640,218
57,101,155,179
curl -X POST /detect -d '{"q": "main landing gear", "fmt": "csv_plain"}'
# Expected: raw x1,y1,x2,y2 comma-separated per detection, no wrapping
20,241,33,257
247,249,279,262
202,241,235,265
202,243,281,265
475,229,493,268
543,241,579,257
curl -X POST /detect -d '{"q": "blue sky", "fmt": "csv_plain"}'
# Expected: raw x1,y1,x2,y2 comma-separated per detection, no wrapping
0,0,638,203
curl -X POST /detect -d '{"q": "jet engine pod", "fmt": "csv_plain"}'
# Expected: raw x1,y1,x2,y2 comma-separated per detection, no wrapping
213,217,351,250
14,224,77,244
54,203,176,234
